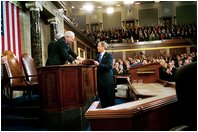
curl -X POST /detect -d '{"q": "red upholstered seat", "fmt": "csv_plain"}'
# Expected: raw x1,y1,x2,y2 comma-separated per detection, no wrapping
21,53,38,86
2,50,33,100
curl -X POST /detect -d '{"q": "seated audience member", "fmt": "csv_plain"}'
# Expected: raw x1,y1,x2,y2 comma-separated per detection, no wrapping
123,60,131,75
174,54,181,68
159,59,168,80
183,59,191,65
191,52,197,62
118,64,126,75
165,61,177,82
113,62,123,75
142,59,148,65
177,60,183,68
113,62,127,85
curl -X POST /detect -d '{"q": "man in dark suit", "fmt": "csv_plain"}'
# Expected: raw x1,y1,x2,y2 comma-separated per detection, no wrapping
46,33,63,65
46,31,82,66
94,41,115,108
175,62,197,130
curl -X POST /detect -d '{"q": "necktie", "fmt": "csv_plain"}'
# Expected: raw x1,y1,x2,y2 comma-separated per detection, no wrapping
99,54,102,62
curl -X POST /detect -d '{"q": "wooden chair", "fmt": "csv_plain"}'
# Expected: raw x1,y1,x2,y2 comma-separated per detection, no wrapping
2,50,33,100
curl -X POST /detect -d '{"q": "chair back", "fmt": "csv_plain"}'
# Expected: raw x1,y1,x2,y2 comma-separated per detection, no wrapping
21,53,38,85
2,50,27,87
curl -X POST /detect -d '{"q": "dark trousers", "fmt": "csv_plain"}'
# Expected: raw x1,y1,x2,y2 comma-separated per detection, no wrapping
98,84,115,108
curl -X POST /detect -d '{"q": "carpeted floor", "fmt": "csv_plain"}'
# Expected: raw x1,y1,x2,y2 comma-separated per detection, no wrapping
1,94,128,131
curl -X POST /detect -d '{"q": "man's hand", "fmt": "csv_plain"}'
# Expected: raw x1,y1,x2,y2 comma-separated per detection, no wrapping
94,61,99,66
76,56,84,62
73,60,81,64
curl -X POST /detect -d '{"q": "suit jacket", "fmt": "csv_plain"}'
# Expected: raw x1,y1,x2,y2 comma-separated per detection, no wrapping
95,52,114,108
96,52,114,86
46,37,77,65
46,40,56,65
47,40,56,56
175,62,197,130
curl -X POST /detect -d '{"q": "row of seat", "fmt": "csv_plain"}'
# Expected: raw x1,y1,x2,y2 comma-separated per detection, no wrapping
1,50,38,101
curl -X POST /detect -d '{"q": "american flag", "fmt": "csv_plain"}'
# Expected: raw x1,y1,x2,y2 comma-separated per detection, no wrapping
1,1,22,60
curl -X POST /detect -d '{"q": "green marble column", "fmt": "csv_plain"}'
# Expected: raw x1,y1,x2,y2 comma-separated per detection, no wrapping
26,2,43,66
50,22,58,41
48,18,59,41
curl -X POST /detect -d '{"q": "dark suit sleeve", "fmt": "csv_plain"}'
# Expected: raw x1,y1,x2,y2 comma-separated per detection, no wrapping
58,39,77,63
68,46,78,60
47,40,56,56
113,68,118,75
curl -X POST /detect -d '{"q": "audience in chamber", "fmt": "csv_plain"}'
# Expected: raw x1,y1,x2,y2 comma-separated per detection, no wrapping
81,23,196,44
113,51,197,82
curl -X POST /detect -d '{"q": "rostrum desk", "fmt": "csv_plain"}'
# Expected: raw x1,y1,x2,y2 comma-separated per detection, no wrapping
37,64,97,130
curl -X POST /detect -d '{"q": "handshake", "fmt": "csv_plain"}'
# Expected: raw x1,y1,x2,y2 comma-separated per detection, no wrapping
73,56,84,64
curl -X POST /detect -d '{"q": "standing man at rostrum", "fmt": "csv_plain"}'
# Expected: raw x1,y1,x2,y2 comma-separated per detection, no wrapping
46,31,82,65
46,32,64,65
94,41,115,108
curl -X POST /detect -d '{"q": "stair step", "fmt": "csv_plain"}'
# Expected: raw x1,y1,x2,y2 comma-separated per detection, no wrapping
1,94,48,131
1,114,45,130
2,115,41,126
2,106,40,117
1,116,46,131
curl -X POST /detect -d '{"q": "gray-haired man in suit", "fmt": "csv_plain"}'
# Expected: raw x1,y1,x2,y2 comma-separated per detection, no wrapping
46,31,82,65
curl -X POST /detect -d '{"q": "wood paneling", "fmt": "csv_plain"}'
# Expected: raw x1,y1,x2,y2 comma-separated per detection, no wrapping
38,65,97,130
139,8,158,26
112,52,123,60
130,63,160,83
145,50,160,57
170,48,187,56
38,65,97,111
107,39,195,59
103,12,121,30
176,5,197,24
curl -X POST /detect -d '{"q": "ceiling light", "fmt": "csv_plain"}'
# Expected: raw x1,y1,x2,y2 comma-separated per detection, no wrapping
124,0,134,5
135,2,140,5
97,6,102,9
83,3,94,12
106,7,114,14
100,0,114,3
